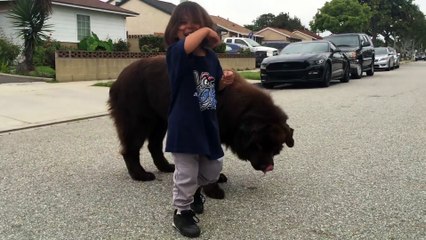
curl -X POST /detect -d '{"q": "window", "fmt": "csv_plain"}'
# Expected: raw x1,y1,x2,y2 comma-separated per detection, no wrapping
235,39,248,47
77,14,90,40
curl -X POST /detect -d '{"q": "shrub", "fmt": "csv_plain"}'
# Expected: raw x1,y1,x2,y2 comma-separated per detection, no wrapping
0,37,21,72
78,32,113,51
139,35,165,52
113,39,129,52
33,37,62,69
29,66,55,78
214,42,226,53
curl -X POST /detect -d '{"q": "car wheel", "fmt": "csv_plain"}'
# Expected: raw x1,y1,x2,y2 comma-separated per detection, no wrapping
386,60,391,71
340,62,350,83
261,82,274,89
351,63,363,79
319,63,331,87
366,61,374,76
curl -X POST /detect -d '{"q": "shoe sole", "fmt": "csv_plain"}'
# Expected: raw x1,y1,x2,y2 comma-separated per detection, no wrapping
172,223,200,238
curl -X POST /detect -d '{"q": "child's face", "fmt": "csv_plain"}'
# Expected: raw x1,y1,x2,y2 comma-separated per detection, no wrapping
177,17,201,40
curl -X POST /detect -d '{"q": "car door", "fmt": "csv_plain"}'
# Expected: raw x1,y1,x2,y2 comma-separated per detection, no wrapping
330,43,345,77
361,34,374,69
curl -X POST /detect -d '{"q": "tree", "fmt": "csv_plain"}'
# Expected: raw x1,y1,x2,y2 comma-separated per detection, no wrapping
245,12,305,32
310,0,372,33
359,0,426,58
273,12,304,31
247,13,276,31
7,0,52,72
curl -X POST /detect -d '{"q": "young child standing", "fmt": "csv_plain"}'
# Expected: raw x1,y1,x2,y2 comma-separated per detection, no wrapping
164,1,234,238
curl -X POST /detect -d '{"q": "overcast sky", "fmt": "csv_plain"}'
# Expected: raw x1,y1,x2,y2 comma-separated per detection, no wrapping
165,0,426,28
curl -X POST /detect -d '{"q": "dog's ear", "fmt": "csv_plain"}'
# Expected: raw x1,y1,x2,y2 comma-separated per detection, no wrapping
284,124,294,148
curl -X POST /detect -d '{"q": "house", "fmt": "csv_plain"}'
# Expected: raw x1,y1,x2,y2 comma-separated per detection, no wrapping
292,29,323,41
0,0,137,46
255,27,302,44
255,27,322,44
109,0,175,36
210,15,262,42
109,0,262,49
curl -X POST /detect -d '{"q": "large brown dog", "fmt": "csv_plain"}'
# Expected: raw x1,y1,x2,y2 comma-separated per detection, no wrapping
108,56,294,199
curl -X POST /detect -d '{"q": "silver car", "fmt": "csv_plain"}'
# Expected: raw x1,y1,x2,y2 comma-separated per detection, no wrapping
374,47,395,71
389,47,400,69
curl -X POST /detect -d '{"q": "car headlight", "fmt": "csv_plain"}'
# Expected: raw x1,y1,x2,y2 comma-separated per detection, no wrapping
260,63,267,70
309,59,325,65
314,59,325,65
345,51,357,59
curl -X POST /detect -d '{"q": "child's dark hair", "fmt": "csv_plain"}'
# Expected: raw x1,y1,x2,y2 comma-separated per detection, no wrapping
164,1,215,47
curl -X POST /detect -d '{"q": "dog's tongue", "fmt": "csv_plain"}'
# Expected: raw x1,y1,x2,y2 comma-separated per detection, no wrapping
263,164,274,173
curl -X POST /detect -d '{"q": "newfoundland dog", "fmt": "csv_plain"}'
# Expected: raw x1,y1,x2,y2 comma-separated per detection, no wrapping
108,56,294,199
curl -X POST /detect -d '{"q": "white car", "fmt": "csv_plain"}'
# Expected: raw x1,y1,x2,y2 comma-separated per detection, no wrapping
223,37,278,57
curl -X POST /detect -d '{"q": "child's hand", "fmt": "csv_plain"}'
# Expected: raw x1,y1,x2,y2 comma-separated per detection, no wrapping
206,29,220,48
219,70,234,91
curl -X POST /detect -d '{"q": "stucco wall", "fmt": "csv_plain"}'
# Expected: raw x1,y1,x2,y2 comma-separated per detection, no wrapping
119,1,171,35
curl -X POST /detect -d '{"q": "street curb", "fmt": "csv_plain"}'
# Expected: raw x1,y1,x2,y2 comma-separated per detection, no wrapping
0,113,109,135
0,72,53,84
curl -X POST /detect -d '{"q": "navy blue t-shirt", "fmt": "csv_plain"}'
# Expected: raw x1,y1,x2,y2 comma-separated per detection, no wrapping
165,39,224,160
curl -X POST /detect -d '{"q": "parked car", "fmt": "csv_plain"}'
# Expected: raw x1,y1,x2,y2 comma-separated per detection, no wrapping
374,47,395,71
260,41,350,88
223,37,279,57
225,43,243,54
415,53,426,61
323,33,375,79
262,42,290,52
389,47,400,68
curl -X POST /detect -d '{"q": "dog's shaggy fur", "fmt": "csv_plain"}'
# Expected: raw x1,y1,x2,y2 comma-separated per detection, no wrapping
108,56,294,199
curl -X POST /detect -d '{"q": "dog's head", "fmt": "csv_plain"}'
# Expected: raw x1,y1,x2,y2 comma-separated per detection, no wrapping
232,118,294,173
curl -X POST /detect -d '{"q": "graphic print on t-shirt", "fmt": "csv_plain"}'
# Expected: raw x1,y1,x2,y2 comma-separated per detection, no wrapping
193,71,216,111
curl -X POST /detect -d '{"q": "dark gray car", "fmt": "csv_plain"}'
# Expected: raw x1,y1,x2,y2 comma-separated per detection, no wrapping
323,33,375,79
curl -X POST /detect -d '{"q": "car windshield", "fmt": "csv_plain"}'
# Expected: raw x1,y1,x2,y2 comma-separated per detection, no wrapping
325,35,360,47
281,42,329,54
375,48,388,55
244,38,261,47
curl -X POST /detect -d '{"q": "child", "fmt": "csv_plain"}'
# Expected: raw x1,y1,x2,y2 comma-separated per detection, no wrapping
164,1,234,238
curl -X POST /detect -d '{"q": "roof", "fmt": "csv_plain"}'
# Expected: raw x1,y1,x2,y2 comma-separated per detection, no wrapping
256,27,294,38
293,29,322,40
53,0,138,16
114,0,175,15
210,15,255,36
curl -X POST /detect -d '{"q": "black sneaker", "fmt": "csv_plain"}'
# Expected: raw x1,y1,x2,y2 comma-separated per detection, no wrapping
173,210,200,238
190,187,205,214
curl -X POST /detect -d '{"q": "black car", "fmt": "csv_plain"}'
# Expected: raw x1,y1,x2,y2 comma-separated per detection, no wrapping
260,41,350,88
323,33,375,79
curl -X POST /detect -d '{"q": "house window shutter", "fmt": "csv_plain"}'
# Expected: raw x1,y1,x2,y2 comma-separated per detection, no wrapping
77,15,91,41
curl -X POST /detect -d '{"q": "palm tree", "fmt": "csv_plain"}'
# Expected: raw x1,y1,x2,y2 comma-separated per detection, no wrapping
7,0,52,72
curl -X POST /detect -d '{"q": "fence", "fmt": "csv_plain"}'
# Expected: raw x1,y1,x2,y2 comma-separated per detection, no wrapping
55,51,255,82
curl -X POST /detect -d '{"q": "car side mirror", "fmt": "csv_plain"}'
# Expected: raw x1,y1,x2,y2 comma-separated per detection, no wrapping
362,41,370,47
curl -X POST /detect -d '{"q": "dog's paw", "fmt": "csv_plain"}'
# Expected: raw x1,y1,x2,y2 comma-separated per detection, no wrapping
203,183,225,199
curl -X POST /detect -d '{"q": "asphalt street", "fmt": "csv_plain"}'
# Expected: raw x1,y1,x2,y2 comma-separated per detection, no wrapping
1,62,425,239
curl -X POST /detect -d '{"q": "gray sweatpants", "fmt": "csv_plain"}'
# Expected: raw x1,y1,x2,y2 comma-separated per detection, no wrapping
172,153,223,211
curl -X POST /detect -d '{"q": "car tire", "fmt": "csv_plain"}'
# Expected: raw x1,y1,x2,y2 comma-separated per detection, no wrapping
351,63,363,79
261,82,274,89
340,62,350,83
320,63,331,87
366,61,374,76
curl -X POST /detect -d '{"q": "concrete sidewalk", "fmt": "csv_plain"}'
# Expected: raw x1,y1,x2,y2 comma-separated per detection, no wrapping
0,80,111,133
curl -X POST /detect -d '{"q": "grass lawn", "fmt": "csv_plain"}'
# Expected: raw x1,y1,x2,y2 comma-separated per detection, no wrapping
238,70,260,80
93,70,260,88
